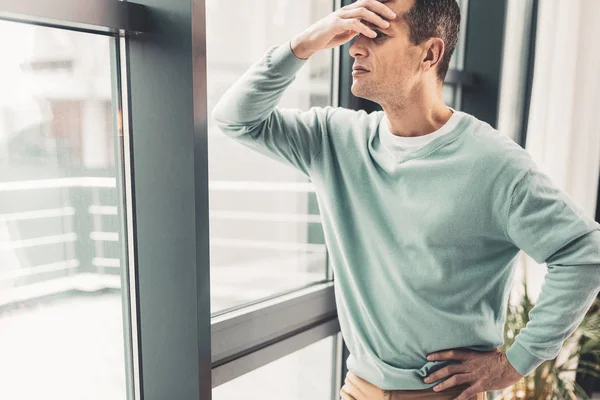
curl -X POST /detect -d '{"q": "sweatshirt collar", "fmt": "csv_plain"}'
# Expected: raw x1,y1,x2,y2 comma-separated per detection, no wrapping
374,110,472,164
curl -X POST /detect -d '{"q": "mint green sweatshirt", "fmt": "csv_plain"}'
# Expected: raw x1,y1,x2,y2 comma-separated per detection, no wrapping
211,40,600,390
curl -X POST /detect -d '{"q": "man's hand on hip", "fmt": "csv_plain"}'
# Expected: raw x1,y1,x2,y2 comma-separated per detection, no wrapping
424,347,524,400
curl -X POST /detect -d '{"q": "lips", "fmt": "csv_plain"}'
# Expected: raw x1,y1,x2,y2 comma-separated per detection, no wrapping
353,66,370,72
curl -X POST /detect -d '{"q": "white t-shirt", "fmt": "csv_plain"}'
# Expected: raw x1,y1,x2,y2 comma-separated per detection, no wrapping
379,107,464,162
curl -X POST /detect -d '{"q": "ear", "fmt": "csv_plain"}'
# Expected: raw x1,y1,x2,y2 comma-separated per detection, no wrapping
422,38,445,73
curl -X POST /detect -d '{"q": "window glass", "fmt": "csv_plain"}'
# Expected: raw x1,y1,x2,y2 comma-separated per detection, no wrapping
446,0,468,109
207,0,334,314
0,21,132,400
449,0,469,70
213,336,336,400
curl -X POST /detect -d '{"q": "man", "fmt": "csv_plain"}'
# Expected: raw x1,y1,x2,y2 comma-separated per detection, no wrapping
212,0,600,399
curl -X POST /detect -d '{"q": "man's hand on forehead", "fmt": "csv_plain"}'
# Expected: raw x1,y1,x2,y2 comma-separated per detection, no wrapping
290,0,396,59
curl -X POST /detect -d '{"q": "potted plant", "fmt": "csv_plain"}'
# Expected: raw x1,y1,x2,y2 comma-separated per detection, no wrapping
489,272,600,400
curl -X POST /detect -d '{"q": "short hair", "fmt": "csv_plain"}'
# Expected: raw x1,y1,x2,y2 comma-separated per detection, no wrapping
405,0,461,82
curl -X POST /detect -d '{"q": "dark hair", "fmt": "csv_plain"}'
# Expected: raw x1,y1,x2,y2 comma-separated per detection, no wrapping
405,0,461,82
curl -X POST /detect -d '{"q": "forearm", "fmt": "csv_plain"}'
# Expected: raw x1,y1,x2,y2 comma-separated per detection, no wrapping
505,230,600,376
211,40,307,128
210,39,329,177
290,33,318,60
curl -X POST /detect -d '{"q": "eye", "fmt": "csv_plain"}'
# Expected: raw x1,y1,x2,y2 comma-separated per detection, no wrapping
372,30,387,40
360,21,387,40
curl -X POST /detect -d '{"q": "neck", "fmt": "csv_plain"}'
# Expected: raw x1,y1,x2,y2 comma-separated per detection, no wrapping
381,87,452,138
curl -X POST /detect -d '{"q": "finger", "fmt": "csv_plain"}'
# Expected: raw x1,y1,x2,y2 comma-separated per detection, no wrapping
346,371,369,386
432,373,473,392
346,371,381,398
339,7,392,30
341,379,365,399
342,0,397,20
428,349,471,361
424,364,467,384
338,18,377,38
339,385,358,400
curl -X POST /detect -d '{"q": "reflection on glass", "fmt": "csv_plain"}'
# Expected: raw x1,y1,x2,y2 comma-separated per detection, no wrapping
207,0,333,314
0,21,130,400
213,336,335,400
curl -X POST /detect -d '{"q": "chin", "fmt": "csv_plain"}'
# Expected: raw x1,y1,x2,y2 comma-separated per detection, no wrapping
351,85,376,102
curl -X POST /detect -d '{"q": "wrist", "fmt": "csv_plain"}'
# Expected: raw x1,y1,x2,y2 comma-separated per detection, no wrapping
290,34,314,60
502,349,525,379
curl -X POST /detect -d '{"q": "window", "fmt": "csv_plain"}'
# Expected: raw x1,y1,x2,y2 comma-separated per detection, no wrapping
207,0,335,314
0,21,133,400
213,336,337,400
443,0,470,110
1,0,501,398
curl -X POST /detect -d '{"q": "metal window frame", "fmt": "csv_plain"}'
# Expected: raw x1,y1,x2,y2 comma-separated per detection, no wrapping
112,37,139,400
125,0,344,389
211,283,338,387
209,0,343,390
516,0,539,148
122,0,211,397
2,1,343,399
0,0,149,35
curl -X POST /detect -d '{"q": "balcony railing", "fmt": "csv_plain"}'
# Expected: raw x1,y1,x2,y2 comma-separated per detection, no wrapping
0,177,325,310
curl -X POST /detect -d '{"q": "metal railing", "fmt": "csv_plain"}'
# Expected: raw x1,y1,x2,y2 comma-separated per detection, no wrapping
0,177,325,308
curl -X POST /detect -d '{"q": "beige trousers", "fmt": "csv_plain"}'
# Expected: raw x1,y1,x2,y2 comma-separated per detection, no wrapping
341,371,487,400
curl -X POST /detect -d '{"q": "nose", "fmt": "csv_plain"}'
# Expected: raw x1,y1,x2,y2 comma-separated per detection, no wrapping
349,34,369,59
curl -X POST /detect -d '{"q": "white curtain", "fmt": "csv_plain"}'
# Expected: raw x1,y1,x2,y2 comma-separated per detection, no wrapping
518,0,600,302
500,0,600,374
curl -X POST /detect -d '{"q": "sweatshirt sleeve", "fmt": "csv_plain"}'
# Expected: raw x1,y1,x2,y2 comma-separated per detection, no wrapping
211,40,330,178
503,167,600,377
